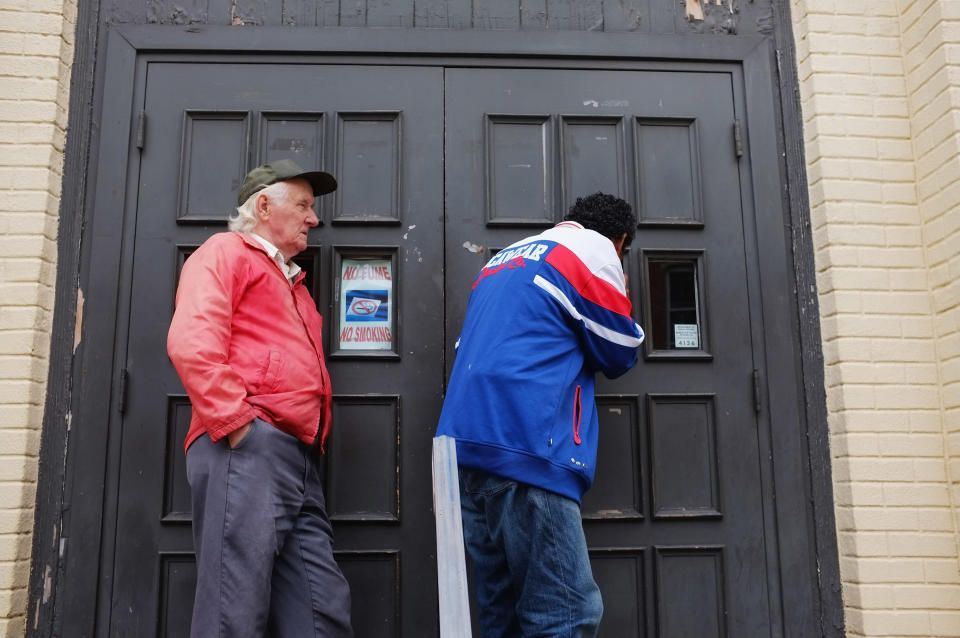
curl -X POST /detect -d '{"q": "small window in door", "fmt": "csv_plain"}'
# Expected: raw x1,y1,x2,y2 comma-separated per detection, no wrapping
640,251,711,360
331,247,400,359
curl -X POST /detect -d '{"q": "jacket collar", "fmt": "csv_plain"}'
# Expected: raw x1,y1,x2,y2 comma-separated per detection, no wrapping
235,231,305,286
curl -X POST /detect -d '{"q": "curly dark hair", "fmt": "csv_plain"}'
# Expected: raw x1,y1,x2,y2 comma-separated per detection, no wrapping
564,192,636,247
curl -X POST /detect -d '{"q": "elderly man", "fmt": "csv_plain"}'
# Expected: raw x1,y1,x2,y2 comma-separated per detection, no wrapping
167,159,352,638
437,192,644,638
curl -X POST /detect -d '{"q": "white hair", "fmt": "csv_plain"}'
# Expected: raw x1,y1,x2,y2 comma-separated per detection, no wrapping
228,180,297,233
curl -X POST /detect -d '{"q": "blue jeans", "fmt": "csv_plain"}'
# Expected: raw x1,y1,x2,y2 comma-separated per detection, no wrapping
459,467,603,638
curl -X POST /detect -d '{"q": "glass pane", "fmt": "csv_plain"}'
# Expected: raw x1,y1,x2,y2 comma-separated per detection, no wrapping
647,259,701,350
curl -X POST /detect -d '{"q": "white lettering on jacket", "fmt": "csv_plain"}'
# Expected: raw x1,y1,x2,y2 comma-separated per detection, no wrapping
485,243,549,268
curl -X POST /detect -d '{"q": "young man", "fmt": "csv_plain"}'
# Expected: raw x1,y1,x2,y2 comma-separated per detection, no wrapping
437,192,645,637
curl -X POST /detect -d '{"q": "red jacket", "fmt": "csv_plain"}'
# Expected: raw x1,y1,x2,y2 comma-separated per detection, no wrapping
167,232,333,452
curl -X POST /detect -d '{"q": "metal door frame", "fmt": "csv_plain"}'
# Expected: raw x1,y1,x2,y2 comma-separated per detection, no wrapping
28,22,841,638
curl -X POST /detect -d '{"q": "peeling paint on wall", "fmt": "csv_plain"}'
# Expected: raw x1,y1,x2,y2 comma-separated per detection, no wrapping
73,287,84,353
686,0,736,22
686,0,705,20
684,0,740,35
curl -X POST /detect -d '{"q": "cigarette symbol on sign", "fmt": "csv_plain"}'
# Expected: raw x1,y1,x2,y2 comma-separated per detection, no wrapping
345,289,389,322
350,299,380,316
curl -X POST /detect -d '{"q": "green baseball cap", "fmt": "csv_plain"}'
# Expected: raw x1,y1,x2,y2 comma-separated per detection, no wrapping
237,159,337,205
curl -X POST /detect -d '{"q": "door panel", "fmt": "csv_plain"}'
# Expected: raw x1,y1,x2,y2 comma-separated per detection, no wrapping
445,67,771,637
109,60,781,638
111,63,443,637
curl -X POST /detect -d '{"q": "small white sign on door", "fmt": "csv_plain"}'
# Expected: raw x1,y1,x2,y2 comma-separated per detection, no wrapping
674,323,699,349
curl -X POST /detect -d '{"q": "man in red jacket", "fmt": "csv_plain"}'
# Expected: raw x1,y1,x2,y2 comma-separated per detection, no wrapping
167,160,352,638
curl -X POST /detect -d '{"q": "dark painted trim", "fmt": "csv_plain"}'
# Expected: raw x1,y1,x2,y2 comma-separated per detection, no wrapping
741,38,821,638
25,0,103,636
118,23,765,60
29,19,843,638
770,1,845,635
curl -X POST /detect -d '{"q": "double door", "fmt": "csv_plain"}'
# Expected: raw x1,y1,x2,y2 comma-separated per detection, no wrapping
107,60,780,637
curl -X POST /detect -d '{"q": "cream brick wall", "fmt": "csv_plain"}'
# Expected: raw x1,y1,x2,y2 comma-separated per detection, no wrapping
900,0,960,597
792,0,960,635
0,0,76,634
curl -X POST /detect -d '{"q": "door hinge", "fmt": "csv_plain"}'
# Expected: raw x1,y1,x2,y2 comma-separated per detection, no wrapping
136,111,146,150
733,119,744,158
118,368,129,415
752,369,761,414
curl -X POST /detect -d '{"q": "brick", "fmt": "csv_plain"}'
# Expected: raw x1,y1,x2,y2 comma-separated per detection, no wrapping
879,160,917,183
926,558,960,584
888,269,930,291
875,138,915,161
843,607,866,635
0,10,65,35
0,77,59,102
861,610,931,636
820,242,860,270
0,282,50,306
0,332,38,356
0,53,60,79
841,458,918,482
900,315,936,339
833,480,886,506
877,433,944,456
0,258,52,283
818,134,880,157
832,315,905,338
0,457,36,483
0,482,35,510
809,53,876,75
842,582,895,608
0,124,59,147
0,0,68,11
0,617,26,637
930,612,960,636
827,384,876,410
0,141,55,163
843,556,927,583
827,267,891,290
916,505,954,530
830,361,899,385
0,405,40,430
0,429,40,457
0,189,52,212
819,290,862,316
0,560,31,590
837,409,923,433
828,337,875,362
888,533,958,558
859,291,930,314
838,530,889,555
0,358,35,380
0,211,49,234
882,482,951,507
832,431,880,456
0,534,32,562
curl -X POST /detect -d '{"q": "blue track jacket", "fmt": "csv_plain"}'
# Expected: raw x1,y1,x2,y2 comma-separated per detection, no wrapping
437,221,645,503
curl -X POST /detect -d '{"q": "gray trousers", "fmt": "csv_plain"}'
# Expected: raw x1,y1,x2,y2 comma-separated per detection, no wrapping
186,417,353,638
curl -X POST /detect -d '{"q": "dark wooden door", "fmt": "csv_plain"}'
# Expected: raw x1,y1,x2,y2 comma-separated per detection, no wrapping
110,63,444,637
445,67,773,637
108,59,783,638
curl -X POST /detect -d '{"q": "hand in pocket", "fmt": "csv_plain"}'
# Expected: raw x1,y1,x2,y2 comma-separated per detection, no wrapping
228,421,253,449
